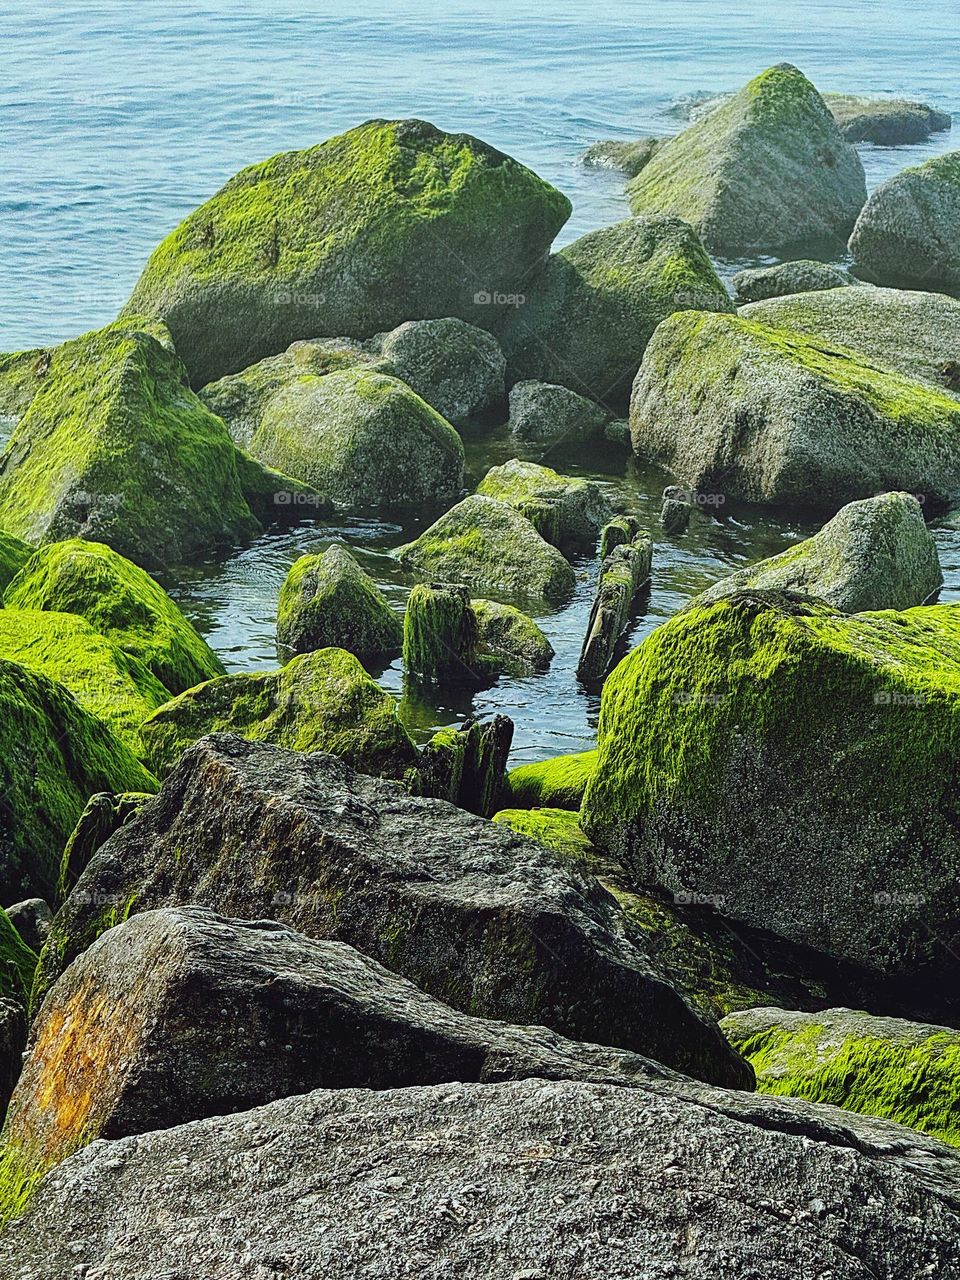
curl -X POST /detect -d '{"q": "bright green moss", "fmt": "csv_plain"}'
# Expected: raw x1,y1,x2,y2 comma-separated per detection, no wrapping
402,583,478,684
277,544,402,661
0,530,33,594
491,807,603,867
505,750,598,811
4,539,225,695
472,599,553,677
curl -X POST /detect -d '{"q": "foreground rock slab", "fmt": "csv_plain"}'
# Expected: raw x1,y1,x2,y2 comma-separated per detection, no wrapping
37,735,748,1085
4,1076,960,1279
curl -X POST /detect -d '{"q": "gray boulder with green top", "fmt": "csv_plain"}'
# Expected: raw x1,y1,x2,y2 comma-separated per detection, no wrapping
396,495,576,604
582,589,960,975
120,118,572,387
248,368,464,510
580,137,664,178
824,94,952,145
500,214,732,402
0,320,265,572
849,152,960,289
507,380,610,446
693,492,942,613
367,317,506,422
740,285,960,395
628,65,867,255
0,531,33,595
402,586,552,686
4,538,224,695
732,260,854,306
630,310,960,510
276,544,401,661
721,1006,960,1147
472,599,553,676
476,460,613,552
141,648,416,780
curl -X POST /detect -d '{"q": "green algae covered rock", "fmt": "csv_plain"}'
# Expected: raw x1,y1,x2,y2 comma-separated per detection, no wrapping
0,610,169,756
276,544,401,661
396,495,576,605
505,750,597,811
740,286,960,395
628,65,866,254
825,94,952,145
4,539,224,695
507,380,610,446
472,599,553,677
721,1006,960,1146
0,658,157,903
693,492,942,613
368,318,506,422
500,215,732,402
491,807,601,866
0,532,33,595
849,152,960,289
582,590,960,975
630,310,960,510
402,583,479,685
732,260,853,306
141,648,416,780
248,368,464,510
408,716,514,817
0,909,37,1008
121,119,572,387
580,137,664,178
0,321,261,571
476,460,613,552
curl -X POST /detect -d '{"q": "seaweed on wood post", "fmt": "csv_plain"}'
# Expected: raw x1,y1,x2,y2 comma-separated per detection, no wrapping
577,536,653,682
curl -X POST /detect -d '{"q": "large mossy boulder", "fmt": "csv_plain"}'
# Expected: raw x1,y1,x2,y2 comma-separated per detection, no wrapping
732,260,853,305
276,544,401,660
0,321,262,571
627,65,866,254
740,286,960,395
4,539,224,695
693,492,942,613
121,119,572,387
722,1006,960,1147
248,368,464,510
849,153,960,289
499,215,732,402
368,317,506,422
476,460,612,551
141,648,416,779
825,94,951,145
0,658,156,903
630,310,960,510
0,610,169,756
396,495,576,604
581,590,960,975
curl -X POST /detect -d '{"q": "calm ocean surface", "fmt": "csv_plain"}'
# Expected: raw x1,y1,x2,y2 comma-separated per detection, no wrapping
3,1,959,760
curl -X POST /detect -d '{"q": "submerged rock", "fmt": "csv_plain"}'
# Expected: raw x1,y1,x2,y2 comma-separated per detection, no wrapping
6,1076,960,1278
367,317,506,421
0,321,264,572
141,648,416,779
659,484,692,533
396,495,576,604
693,492,942,612
577,533,653,682
722,1006,960,1146
628,64,867,254
248,367,464,510
580,136,664,177
507,379,611,446
276,544,402,660
408,716,514,818
582,590,960,975
732,260,853,305
631,310,960,510
476,459,612,551
824,93,952,145
38,735,748,1086
849,152,960,288
121,119,572,387
505,750,598,811
3,538,225,695
500,214,732,401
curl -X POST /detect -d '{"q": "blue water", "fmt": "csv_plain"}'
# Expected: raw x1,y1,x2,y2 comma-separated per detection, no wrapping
3,2,959,761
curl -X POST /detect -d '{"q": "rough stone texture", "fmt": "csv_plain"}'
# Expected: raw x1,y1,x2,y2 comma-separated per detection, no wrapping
368,317,506,421
582,590,960,976
0,658,156,904
248,367,464,511
0,321,263,572
3,901,51,955
276,544,402,660
825,93,952,145
0,998,26,1120
121,119,572,387
732,260,853,305
3,538,225,696
630,310,960,510
476,459,613,551
660,484,692,533
37,735,749,1086
628,64,867,254
577,535,653,681
396,495,576,604
580,136,664,177
472,599,553,676
141,649,416,780
5,1076,960,1279
741,285,960,395
406,716,514,818
507,379,610,446
849,152,960,289
722,1005,960,1146
500,214,732,402
693,492,943,612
